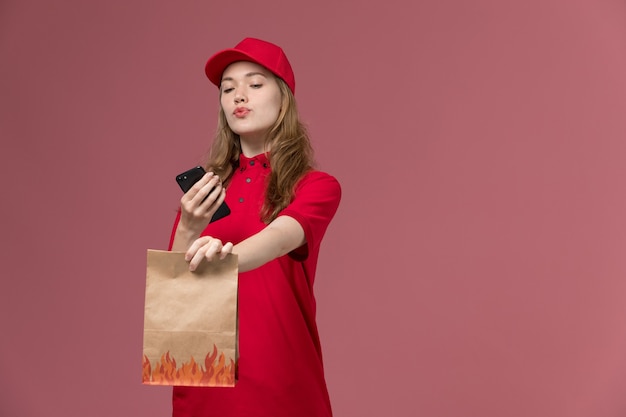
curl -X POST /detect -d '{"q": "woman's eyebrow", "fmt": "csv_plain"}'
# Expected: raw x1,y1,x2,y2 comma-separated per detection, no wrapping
221,72,268,83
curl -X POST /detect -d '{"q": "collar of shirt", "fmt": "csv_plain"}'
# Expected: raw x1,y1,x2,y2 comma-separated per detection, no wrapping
237,152,270,172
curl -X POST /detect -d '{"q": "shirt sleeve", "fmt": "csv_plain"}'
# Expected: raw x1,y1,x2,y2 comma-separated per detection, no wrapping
279,170,342,261
167,209,182,251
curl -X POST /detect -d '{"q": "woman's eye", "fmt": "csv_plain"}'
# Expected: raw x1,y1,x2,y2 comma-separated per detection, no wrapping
222,87,234,93
250,84,262,89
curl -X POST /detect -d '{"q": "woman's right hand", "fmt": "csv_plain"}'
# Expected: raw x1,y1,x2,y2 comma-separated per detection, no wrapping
176,172,226,240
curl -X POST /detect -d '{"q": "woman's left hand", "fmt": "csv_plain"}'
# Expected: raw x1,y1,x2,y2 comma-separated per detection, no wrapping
185,236,234,271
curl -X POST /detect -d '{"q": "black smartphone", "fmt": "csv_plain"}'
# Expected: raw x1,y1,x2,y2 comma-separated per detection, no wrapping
175,166,231,223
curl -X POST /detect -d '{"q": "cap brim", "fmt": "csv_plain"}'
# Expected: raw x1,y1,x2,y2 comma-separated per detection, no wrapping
205,49,261,88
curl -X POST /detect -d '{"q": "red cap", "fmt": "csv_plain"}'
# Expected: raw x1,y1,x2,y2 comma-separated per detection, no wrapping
205,38,296,94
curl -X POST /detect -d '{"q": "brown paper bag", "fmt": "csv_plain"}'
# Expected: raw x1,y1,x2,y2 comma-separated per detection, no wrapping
142,249,238,387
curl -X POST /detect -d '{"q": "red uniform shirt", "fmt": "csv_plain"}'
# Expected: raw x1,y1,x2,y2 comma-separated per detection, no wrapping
169,153,341,417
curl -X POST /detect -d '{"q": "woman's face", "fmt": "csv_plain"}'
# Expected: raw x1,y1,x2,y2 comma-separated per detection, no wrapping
220,61,282,146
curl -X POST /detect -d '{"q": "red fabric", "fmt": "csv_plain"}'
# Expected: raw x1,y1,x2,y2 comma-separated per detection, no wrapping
205,37,296,94
169,153,341,417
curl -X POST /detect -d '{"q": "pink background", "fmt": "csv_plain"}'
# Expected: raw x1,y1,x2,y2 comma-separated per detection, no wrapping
2,0,626,416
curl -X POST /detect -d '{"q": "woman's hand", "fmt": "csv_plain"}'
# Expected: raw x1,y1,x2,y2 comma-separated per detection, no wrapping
180,172,225,228
186,236,234,271
170,172,226,252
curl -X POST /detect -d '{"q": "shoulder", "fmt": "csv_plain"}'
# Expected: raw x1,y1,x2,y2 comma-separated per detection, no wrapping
294,170,342,199
284,169,342,223
281,170,342,257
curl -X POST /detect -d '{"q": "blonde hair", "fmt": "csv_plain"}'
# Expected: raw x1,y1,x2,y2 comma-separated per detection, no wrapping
205,78,314,223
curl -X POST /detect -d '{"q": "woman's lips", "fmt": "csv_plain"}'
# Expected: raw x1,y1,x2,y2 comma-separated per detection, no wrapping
234,107,250,118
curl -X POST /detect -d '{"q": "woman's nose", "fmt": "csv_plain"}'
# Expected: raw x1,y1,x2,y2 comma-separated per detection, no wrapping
234,91,246,104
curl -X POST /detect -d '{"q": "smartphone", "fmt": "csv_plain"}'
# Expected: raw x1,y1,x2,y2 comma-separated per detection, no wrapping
175,166,231,223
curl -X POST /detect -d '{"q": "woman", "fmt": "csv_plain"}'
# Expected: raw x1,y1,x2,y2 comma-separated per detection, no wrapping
169,38,341,417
